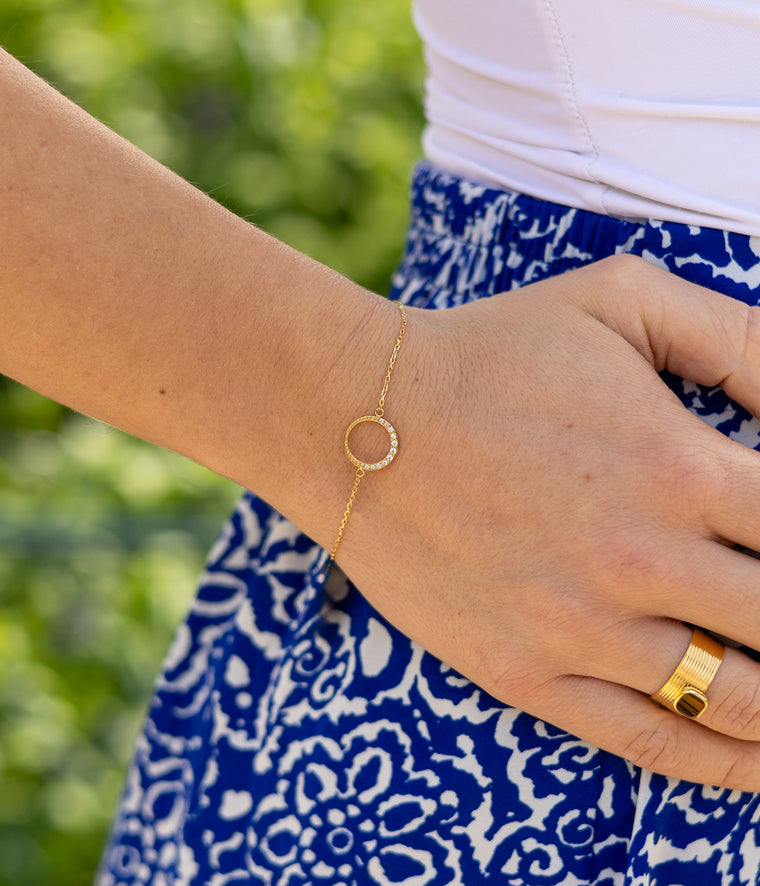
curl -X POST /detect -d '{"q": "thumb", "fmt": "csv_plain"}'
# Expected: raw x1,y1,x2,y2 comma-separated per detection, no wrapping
578,254,760,416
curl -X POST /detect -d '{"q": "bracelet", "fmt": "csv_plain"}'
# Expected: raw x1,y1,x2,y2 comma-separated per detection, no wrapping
328,301,408,565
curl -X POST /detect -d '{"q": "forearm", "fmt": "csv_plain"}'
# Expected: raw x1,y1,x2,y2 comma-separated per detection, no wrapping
0,49,409,545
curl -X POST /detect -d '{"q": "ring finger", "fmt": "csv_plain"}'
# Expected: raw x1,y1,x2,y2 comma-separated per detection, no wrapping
580,617,760,741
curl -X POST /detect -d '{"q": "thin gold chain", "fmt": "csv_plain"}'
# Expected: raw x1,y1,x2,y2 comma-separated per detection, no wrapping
328,302,407,566
329,469,365,563
375,307,407,417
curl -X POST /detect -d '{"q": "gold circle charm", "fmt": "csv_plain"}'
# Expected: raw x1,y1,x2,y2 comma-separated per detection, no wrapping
344,415,399,472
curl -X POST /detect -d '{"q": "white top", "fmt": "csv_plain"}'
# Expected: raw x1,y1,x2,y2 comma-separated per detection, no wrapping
414,0,760,235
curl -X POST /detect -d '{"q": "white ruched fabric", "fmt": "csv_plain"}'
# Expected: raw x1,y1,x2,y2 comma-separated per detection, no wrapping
414,0,760,235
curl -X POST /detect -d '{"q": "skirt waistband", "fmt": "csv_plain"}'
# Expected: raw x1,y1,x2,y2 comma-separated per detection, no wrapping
394,162,760,308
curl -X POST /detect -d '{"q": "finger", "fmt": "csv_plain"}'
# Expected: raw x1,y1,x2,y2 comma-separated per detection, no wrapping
584,618,760,742
578,255,760,418
649,540,760,654
589,521,760,658
702,432,760,554
534,673,760,790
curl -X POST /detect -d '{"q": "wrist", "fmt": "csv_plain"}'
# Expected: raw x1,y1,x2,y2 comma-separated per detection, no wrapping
311,298,449,571
219,258,416,552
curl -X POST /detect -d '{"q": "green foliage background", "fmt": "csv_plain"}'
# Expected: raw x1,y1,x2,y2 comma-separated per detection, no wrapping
0,2,424,883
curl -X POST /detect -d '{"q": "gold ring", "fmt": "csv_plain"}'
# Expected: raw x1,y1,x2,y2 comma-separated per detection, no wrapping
650,628,724,720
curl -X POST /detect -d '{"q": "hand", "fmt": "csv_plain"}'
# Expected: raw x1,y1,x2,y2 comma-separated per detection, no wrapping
336,254,760,790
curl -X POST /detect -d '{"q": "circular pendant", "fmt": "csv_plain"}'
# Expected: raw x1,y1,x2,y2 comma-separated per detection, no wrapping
344,415,399,471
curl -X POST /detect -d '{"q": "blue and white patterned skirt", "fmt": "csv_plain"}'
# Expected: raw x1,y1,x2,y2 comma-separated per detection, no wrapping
98,163,760,885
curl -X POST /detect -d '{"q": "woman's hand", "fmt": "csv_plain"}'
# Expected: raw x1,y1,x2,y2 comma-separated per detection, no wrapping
335,254,760,790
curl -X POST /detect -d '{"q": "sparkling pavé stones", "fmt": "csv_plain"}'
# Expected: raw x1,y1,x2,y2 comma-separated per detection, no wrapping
344,415,399,472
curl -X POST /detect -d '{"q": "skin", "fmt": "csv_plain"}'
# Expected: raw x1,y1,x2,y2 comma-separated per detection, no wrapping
5,49,760,790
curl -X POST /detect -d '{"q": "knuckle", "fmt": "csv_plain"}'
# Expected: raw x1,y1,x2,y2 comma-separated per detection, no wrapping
590,530,673,600
598,252,653,284
648,437,711,487
644,437,724,519
710,678,760,737
622,724,675,773
466,639,531,701
717,751,760,791
622,723,760,790
480,657,547,707
471,632,565,705
520,590,604,666
596,253,665,300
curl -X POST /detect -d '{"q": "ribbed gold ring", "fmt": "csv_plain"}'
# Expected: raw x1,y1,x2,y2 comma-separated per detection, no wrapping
650,628,724,720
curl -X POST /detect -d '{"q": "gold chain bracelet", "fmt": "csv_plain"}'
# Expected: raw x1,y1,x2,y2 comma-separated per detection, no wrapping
328,301,408,566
